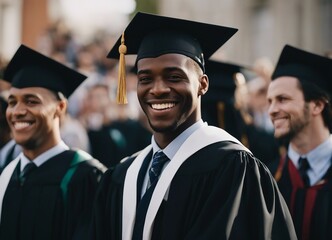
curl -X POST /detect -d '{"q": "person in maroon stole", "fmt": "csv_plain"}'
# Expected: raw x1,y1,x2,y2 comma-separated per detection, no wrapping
267,44,332,240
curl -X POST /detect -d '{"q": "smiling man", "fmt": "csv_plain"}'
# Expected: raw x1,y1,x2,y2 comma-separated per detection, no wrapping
0,44,107,240
267,45,332,240
90,12,297,240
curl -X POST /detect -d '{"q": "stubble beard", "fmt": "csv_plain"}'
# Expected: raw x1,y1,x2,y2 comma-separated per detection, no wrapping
276,103,310,144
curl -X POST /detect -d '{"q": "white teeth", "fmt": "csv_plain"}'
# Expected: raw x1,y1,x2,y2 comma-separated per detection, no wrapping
151,103,175,110
14,122,31,130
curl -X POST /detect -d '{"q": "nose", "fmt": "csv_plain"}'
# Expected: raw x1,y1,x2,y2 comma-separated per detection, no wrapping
150,79,170,96
267,100,278,117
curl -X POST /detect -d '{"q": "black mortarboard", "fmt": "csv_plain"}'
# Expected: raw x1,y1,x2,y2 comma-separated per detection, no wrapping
202,60,249,139
272,45,332,92
107,12,238,104
3,44,87,98
204,60,242,102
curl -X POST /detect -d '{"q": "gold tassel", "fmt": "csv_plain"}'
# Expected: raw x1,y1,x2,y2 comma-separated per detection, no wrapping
117,32,128,104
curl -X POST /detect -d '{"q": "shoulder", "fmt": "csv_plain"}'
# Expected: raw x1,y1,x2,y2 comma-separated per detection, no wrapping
196,140,254,159
107,150,141,181
67,149,108,174
179,141,262,174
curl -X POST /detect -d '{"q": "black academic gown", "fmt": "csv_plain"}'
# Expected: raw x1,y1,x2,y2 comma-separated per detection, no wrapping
90,141,296,240
88,120,151,168
0,150,107,240
273,156,332,240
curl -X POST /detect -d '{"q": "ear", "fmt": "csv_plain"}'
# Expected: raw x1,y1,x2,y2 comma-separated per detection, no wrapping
311,99,325,116
55,100,67,118
198,74,209,96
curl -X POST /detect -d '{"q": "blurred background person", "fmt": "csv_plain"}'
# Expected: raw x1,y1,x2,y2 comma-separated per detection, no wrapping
202,59,280,165
60,111,91,153
0,61,21,174
267,45,332,240
0,95,21,174
245,57,274,133
68,45,105,117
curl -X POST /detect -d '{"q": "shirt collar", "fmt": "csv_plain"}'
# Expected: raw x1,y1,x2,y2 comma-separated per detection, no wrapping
20,141,69,171
288,135,332,175
151,120,206,160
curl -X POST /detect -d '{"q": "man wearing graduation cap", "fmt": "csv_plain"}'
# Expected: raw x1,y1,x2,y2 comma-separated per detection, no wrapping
267,45,332,240
90,12,296,240
0,44,107,240
202,59,280,166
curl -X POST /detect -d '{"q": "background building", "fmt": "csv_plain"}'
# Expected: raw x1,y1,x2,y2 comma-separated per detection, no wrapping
0,0,331,67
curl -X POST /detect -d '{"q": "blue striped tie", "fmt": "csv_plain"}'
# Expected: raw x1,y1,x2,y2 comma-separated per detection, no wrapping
149,151,169,186
132,151,169,239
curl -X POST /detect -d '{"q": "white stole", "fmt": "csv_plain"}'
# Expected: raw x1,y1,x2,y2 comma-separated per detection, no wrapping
122,125,251,240
0,157,20,223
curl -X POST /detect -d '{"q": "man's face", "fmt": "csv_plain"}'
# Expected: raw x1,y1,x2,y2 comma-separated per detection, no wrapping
6,87,62,151
267,76,310,140
136,53,208,137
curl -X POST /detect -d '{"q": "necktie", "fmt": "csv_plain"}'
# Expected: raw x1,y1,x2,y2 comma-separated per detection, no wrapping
298,157,310,187
132,151,169,239
20,162,37,184
149,150,169,186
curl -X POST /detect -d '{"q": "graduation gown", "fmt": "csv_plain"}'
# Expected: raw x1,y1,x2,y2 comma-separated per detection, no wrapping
0,150,106,240
88,120,151,168
90,141,296,240
273,156,332,240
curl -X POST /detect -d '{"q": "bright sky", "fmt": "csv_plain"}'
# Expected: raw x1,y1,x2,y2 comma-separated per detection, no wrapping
59,0,136,41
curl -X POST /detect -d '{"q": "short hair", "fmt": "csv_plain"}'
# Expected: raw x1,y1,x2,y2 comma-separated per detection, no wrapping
297,79,332,131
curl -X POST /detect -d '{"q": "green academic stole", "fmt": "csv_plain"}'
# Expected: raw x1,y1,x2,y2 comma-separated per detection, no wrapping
0,150,92,223
60,150,92,204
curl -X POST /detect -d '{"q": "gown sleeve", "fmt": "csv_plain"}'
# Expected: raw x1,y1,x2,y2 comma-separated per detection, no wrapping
181,150,297,240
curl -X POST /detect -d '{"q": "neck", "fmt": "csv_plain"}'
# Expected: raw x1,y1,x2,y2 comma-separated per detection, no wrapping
22,138,61,160
290,124,330,155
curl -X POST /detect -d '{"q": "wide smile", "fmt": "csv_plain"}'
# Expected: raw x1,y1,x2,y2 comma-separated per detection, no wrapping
273,117,288,128
12,121,33,131
151,102,176,110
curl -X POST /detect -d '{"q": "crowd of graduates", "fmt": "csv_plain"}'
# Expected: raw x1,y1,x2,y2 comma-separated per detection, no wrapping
0,19,279,169
0,12,331,240
0,20,152,169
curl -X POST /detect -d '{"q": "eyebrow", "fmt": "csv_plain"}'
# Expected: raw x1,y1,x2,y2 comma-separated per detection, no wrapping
137,66,184,75
8,93,40,100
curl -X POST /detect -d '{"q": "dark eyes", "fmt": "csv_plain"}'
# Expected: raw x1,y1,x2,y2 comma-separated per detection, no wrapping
26,100,40,105
138,74,182,83
168,74,182,81
7,100,16,107
138,76,152,83
278,96,287,103
7,99,40,107
268,96,288,105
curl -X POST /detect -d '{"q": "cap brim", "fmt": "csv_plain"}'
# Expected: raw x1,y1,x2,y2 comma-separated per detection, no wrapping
272,45,332,93
107,12,238,60
4,44,87,98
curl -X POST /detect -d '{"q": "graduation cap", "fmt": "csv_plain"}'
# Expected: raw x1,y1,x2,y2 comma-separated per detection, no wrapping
204,60,242,102
107,12,238,104
272,45,332,92
3,44,87,98
202,60,251,139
